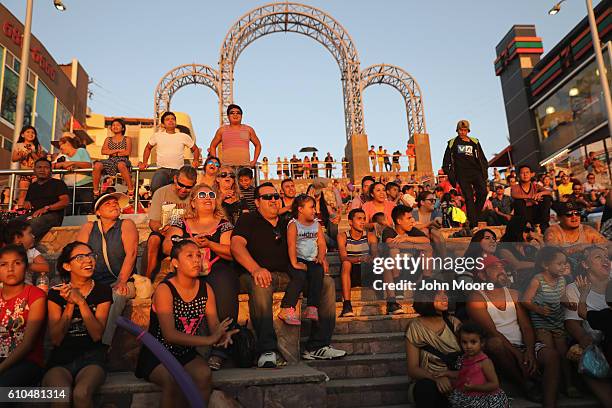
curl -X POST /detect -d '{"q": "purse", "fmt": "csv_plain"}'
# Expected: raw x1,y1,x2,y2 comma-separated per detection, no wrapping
579,345,610,378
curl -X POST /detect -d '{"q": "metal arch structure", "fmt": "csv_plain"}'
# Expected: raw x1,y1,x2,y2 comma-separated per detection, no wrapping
153,63,220,126
360,64,427,138
218,2,365,140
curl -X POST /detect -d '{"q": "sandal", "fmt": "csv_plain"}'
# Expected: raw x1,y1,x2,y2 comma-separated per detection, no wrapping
208,355,223,371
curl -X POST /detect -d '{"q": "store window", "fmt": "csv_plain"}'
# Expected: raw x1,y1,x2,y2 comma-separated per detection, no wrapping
584,140,610,185
0,65,35,126
534,48,612,161
35,81,55,151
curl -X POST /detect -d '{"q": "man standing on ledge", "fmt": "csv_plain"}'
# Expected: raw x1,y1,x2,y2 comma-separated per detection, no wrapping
442,120,488,228
209,104,261,168
139,111,201,193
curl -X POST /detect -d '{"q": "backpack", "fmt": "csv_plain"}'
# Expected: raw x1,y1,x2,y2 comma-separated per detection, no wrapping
231,321,257,368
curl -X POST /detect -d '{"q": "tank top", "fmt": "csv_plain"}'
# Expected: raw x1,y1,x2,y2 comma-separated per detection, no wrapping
478,288,523,345
290,219,319,261
107,136,128,157
148,278,207,359
173,218,234,268
345,230,369,258
553,224,587,247
88,220,136,285
529,274,565,331
220,125,250,166
454,352,491,396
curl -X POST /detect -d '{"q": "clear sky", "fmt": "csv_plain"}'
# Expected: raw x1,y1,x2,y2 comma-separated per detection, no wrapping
5,0,600,170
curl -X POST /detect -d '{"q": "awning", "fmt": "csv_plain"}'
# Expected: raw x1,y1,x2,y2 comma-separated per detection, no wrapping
488,145,513,167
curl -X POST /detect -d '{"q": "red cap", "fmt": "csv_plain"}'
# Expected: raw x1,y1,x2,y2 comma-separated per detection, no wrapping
481,255,507,269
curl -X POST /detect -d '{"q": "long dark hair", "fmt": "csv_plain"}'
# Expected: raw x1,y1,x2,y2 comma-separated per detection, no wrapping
501,216,528,243
57,241,93,279
17,125,40,150
463,228,497,259
306,184,330,225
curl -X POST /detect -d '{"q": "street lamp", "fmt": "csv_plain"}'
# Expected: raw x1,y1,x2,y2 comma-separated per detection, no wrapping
53,0,66,11
549,0,612,140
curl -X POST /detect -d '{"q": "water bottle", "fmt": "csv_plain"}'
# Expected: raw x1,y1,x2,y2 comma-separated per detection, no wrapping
37,273,49,293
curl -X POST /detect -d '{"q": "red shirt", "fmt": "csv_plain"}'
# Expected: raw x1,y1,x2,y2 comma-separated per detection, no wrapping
406,144,416,157
363,200,395,226
0,285,46,367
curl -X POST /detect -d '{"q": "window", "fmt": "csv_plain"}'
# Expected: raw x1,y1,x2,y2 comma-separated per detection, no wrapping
54,102,71,141
534,48,612,161
1,66,35,126
35,81,55,151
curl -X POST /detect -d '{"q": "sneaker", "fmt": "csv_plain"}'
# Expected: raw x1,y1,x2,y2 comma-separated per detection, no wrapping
278,307,301,325
302,346,347,360
387,301,405,315
339,301,354,317
257,351,278,368
302,306,319,321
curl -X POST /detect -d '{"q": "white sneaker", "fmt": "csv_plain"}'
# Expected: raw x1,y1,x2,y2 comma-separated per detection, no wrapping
257,351,278,368
302,346,347,360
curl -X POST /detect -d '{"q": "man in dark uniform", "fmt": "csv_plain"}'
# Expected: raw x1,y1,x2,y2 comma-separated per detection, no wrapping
442,120,488,228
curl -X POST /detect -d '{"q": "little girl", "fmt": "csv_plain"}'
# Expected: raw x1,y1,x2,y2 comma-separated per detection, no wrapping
523,246,579,397
11,126,45,208
3,220,50,287
447,322,509,408
279,194,328,325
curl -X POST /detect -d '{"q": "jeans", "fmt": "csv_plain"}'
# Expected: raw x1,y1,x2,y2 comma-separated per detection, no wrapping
207,262,240,359
325,168,332,178
457,170,487,227
23,211,63,243
512,196,552,231
281,259,324,309
102,288,131,345
241,272,336,353
151,168,178,194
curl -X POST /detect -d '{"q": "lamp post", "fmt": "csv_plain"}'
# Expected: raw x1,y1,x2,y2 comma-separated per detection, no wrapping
549,0,612,139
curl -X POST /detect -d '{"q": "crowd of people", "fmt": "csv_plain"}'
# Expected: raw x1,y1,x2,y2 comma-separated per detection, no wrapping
0,112,611,407
259,152,346,180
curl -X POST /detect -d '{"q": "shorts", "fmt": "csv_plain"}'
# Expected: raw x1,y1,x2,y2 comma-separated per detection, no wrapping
48,346,106,378
135,346,197,381
535,328,566,344
350,263,364,287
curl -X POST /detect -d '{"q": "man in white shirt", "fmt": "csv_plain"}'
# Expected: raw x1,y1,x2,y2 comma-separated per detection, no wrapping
138,111,201,193
584,172,606,194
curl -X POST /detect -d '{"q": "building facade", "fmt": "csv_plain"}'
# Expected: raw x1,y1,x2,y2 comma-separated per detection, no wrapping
0,3,89,168
494,0,611,183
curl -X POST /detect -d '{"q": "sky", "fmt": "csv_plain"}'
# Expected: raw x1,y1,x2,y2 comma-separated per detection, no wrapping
4,0,600,171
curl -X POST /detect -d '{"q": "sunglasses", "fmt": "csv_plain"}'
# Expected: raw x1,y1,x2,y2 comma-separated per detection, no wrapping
563,211,581,217
176,180,195,190
196,191,217,200
206,160,220,167
69,253,97,263
259,193,280,201
217,172,233,178
229,111,242,115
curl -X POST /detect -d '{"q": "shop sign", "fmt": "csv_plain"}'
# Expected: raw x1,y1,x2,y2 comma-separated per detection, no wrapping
2,21,56,81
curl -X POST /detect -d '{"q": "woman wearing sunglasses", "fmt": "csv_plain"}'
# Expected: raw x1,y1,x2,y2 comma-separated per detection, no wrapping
497,216,542,289
198,156,220,187
43,242,112,407
215,166,248,226
162,184,238,371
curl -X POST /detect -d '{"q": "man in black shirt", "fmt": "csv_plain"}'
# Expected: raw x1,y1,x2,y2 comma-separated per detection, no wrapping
324,152,333,178
22,158,70,241
231,182,346,368
442,120,488,228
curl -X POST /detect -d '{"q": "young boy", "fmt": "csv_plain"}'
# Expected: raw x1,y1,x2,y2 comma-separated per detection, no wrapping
381,205,432,314
371,212,388,243
4,220,50,286
337,209,377,317
237,167,256,212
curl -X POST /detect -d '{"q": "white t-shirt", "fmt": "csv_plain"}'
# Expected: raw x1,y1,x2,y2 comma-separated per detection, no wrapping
25,248,42,285
400,193,416,208
564,281,610,340
149,131,194,169
584,182,604,193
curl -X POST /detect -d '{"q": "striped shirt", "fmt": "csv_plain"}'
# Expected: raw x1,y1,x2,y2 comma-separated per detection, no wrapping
345,231,369,258
221,125,250,166
529,273,566,332
240,185,256,212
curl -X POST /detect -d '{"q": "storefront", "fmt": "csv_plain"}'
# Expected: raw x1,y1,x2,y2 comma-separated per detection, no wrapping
0,3,89,168
494,1,611,183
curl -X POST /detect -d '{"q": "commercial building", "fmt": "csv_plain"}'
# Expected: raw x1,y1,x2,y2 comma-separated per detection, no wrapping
0,3,89,168
493,1,611,183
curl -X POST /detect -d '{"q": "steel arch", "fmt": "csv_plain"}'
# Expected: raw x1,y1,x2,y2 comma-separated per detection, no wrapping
360,64,426,138
219,2,364,140
154,63,220,125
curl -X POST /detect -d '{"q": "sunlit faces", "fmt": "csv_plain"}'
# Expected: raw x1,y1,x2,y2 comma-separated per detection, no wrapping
163,114,176,131
371,184,387,202
582,247,611,280
96,197,121,219
255,186,280,216
63,244,96,279
483,262,510,288
191,186,217,213
518,167,532,183
543,252,568,278
433,290,448,313
349,211,366,232
297,198,316,222
33,160,51,180
174,174,196,199
480,232,497,254
281,180,296,199
172,242,202,277
22,128,36,142
396,212,416,231
560,211,581,229
0,250,27,286
238,176,253,190
460,332,483,357
110,121,124,135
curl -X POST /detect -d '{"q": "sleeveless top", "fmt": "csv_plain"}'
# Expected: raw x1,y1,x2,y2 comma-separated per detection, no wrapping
107,136,128,157
478,288,523,345
88,219,136,285
220,125,250,166
290,218,319,261
529,273,566,331
148,278,208,359
345,230,369,258
454,352,492,396
172,218,234,267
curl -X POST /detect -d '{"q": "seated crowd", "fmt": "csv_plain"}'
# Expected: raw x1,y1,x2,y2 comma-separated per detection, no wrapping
1,110,612,407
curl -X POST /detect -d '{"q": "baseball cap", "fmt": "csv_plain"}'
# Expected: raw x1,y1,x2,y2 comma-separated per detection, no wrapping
554,201,581,217
481,255,508,270
94,192,130,212
456,120,470,132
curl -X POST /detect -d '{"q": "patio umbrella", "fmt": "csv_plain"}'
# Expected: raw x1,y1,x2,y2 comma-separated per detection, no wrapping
299,147,318,153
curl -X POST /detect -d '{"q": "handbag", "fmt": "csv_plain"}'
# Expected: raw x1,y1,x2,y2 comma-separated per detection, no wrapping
420,315,463,371
230,321,256,368
579,345,610,379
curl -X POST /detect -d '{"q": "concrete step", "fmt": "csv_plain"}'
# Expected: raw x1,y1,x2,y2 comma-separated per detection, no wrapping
328,332,405,355
334,313,416,335
334,299,414,317
306,352,406,380
326,376,410,408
